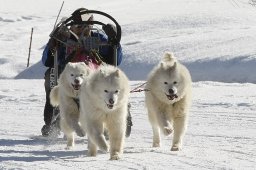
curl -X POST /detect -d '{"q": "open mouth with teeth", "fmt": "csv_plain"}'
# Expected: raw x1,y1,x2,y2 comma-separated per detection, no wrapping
165,94,178,100
72,84,81,90
106,103,114,109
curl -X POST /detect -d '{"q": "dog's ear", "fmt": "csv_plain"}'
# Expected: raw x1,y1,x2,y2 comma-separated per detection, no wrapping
85,68,90,76
99,69,105,76
160,62,164,68
67,62,72,67
79,62,86,67
167,62,177,74
113,69,120,77
172,62,177,69
79,62,90,75
170,62,177,71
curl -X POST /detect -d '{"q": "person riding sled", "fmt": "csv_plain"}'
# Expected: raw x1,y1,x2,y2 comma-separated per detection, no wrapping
41,7,132,137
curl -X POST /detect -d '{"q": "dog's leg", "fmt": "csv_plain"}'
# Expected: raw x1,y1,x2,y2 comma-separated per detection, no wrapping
63,112,85,138
148,104,173,137
61,122,75,149
171,116,187,151
157,111,173,136
162,122,173,136
148,109,162,147
60,118,75,149
71,120,86,137
87,121,109,152
87,137,97,156
65,133,75,149
152,125,161,147
74,124,86,137
95,133,109,152
107,116,126,160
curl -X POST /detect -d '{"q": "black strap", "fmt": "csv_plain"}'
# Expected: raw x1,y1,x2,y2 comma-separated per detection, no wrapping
73,98,80,110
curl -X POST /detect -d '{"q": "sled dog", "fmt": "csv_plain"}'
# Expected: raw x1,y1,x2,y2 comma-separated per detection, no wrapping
145,52,192,151
50,62,90,149
79,65,130,160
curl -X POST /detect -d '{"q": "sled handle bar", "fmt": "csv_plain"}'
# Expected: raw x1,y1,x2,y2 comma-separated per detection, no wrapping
64,10,122,45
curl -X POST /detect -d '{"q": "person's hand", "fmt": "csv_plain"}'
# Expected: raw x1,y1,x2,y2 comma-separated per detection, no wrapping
48,37,58,49
50,25,69,43
102,24,118,45
57,25,70,38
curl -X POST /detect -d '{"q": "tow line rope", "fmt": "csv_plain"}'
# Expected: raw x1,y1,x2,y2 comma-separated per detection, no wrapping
130,82,150,93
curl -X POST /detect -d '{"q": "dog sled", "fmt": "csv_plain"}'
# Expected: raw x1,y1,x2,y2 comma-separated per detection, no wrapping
44,9,132,137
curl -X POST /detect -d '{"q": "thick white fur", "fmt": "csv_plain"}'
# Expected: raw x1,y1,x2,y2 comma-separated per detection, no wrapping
145,52,192,151
79,65,130,160
50,62,91,149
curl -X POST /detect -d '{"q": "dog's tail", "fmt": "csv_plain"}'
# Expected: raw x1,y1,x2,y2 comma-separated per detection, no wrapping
162,52,176,62
50,86,59,107
161,51,177,67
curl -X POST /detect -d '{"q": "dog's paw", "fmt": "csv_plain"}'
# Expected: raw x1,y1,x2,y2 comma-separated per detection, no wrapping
110,153,121,160
152,142,160,147
163,127,173,136
171,146,181,151
87,150,97,157
100,144,109,153
66,141,74,150
75,128,86,137
65,145,74,150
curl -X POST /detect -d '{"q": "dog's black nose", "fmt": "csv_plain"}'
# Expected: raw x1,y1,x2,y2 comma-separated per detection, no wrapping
169,88,174,94
74,79,80,84
109,98,114,104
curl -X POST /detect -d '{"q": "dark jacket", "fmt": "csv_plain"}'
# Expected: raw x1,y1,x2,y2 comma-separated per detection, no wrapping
41,32,123,68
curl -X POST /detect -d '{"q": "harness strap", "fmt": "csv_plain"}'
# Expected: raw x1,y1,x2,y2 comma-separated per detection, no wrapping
73,98,80,110
90,49,103,65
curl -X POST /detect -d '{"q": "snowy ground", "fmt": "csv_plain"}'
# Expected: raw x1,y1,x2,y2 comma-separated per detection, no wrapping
0,80,256,170
1,0,256,169
1,80,256,169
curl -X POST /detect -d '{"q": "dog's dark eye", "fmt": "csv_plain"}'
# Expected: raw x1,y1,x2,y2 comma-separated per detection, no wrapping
71,74,74,77
104,90,108,93
173,81,177,84
80,74,83,77
115,90,119,93
164,82,168,85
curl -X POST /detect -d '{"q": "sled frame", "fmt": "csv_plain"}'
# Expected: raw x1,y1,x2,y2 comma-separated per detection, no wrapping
48,10,122,126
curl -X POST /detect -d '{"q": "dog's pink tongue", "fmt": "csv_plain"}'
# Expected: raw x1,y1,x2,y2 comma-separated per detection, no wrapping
167,94,178,100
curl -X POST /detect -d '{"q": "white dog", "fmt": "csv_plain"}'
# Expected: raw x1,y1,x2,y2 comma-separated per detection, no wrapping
79,65,130,160
145,52,192,151
50,62,90,149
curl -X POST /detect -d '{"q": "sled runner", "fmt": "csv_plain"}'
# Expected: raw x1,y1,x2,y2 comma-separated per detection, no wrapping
45,9,132,137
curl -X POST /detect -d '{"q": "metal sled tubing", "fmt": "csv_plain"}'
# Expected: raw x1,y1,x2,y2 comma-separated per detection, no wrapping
53,49,58,86
113,45,117,66
50,49,59,125
65,10,121,67
66,20,120,43
64,10,121,43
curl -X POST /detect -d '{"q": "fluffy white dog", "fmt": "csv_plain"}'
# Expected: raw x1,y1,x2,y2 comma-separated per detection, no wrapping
145,52,192,151
50,62,90,149
79,65,130,160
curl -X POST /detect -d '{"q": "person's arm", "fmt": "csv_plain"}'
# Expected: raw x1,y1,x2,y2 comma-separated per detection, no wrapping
41,39,56,67
42,25,69,68
116,43,123,66
98,31,123,66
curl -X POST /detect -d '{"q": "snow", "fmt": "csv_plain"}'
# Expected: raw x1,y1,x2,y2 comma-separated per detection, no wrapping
0,0,256,169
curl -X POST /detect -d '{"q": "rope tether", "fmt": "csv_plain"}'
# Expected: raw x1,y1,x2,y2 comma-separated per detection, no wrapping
130,82,150,93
